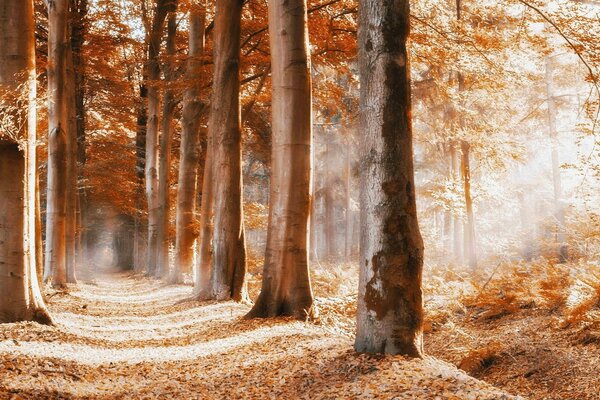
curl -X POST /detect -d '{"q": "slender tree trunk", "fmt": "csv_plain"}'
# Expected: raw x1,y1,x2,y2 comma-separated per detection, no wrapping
450,144,462,260
156,12,178,278
72,0,88,276
195,0,248,301
194,126,215,295
545,56,566,262
0,0,53,325
145,0,175,276
354,0,424,357
65,23,78,283
345,144,352,261
134,76,148,273
461,140,477,269
172,5,206,284
247,0,314,318
35,174,44,288
46,0,70,288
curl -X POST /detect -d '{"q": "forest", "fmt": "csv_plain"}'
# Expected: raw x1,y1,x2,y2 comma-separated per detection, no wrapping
0,0,598,398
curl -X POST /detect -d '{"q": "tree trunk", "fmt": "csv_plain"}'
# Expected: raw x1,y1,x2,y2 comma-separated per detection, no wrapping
247,0,314,318
46,0,70,288
172,5,206,284
156,12,178,278
0,0,53,325
461,139,477,270
195,0,248,301
72,0,88,278
354,0,424,357
134,74,148,273
344,144,352,262
145,0,175,276
545,56,566,262
65,23,78,284
450,144,462,261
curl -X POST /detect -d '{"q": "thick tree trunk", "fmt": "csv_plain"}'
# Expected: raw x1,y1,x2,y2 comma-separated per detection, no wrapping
247,0,314,318
46,0,70,288
172,6,206,284
156,13,178,278
354,0,424,357
145,0,174,276
0,0,52,325
195,0,247,301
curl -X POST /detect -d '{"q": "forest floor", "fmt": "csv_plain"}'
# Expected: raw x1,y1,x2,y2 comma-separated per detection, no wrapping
306,259,600,400
0,271,522,399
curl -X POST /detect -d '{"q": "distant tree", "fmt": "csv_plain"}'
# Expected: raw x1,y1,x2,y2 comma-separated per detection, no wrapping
0,0,53,324
354,0,424,356
247,0,315,318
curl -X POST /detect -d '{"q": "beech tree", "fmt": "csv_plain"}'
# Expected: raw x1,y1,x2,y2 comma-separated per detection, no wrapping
0,0,52,324
354,0,424,356
45,0,70,287
247,0,315,318
172,3,206,284
145,0,176,275
156,12,178,277
195,0,247,301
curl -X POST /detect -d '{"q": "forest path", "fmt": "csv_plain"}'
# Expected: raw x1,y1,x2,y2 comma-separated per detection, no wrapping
0,273,523,399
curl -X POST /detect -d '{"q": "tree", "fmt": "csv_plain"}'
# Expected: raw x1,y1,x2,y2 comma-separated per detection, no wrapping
0,0,52,324
145,0,176,276
45,0,70,287
195,0,248,301
247,0,314,318
172,2,206,284
156,11,178,277
354,0,424,357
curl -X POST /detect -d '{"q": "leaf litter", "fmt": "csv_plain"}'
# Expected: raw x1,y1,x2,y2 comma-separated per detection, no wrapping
0,273,522,399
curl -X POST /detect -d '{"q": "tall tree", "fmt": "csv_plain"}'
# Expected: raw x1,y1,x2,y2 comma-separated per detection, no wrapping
354,0,424,357
172,3,206,284
195,0,247,300
247,0,314,318
0,0,52,324
545,55,566,261
45,0,70,287
145,0,176,275
156,11,178,277
65,7,78,283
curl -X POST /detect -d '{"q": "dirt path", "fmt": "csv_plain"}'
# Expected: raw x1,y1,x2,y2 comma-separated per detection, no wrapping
1,273,522,399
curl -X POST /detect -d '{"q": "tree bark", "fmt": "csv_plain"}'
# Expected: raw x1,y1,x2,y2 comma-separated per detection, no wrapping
354,0,424,357
145,0,175,276
195,0,248,301
172,5,206,284
72,0,88,277
247,0,314,318
155,12,178,278
545,56,566,262
460,139,477,270
0,0,53,325
46,0,70,288
65,19,78,284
